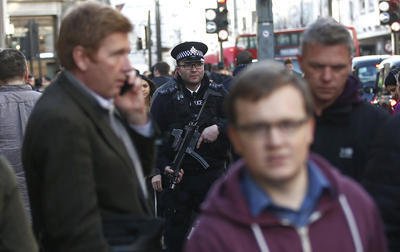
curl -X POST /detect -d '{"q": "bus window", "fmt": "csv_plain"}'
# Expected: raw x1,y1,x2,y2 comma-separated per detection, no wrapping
236,36,247,49
249,36,257,49
276,34,291,46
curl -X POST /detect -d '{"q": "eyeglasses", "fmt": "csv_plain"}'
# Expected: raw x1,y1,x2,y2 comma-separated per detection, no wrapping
235,117,310,138
178,62,204,70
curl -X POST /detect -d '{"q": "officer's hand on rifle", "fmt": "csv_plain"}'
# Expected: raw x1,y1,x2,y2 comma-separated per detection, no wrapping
197,124,219,149
151,174,163,192
165,166,184,184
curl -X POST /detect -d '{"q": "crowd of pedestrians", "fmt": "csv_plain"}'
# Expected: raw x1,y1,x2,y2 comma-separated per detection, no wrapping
0,1,399,252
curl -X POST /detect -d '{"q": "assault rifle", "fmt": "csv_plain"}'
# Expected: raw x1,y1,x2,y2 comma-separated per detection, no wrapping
168,91,211,189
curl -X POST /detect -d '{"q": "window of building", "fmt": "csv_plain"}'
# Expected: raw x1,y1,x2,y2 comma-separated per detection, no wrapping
359,0,366,14
7,15,58,79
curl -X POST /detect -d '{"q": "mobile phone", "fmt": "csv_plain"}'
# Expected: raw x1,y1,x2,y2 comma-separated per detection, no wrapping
120,78,133,95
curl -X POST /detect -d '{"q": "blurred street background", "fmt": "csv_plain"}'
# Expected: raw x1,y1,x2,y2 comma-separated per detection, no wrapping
0,0,395,76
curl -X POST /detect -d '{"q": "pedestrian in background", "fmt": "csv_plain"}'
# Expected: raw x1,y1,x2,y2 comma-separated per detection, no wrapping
222,50,253,90
22,2,162,251
382,68,400,114
0,48,41,217
298,17,389,182
283,58,302,77
185,60,387,252
0,156,38,252
208,62,231,84
151,61,172,88
139,74,156,110
151,41,230,252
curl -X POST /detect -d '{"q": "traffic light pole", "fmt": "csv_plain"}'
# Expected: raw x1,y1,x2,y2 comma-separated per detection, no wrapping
147,10,152,70
391,31,400,55
257,0,274,60
219,40,223,64
0,0,6,49
155,0,162,62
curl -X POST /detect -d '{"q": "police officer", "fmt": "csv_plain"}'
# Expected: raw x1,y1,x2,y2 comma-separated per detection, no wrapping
150,41,229,252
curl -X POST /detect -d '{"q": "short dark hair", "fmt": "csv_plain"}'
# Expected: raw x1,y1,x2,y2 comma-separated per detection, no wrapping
300,17,354,56
153,62,170,75
0,49,27,82
225,60,314,125
57,2,133,70
140,74,156,97
284,58,293,65
236,50,253,65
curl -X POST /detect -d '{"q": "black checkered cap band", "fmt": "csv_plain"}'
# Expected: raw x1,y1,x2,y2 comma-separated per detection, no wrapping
176,46,204,61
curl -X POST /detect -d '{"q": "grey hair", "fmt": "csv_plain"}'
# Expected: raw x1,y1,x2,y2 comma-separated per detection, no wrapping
300,17,354,56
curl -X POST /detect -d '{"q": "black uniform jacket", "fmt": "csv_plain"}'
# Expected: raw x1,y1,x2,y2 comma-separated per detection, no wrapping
150,75,229,175
22,71,155,252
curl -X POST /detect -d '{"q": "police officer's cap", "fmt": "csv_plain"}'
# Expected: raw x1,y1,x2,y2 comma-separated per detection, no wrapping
171,41,208,62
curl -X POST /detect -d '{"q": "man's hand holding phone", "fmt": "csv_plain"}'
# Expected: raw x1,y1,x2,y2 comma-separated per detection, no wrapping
114,70,148,125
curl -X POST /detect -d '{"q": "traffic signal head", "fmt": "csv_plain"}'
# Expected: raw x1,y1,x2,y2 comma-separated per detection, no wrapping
205,8,218,34
216,2,228,41
204,0,229,40
379,0,400,27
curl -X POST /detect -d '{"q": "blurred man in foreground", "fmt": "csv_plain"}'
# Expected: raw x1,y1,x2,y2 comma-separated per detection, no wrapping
185,61,387,252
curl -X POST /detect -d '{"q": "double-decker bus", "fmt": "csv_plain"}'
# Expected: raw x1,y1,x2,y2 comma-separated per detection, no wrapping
204,26,360,69
235,26,360,60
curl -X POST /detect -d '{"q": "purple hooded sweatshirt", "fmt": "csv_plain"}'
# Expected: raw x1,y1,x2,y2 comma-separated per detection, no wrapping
184,154,387,252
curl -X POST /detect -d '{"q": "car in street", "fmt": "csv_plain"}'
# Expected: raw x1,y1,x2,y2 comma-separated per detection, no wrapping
352,55,390,101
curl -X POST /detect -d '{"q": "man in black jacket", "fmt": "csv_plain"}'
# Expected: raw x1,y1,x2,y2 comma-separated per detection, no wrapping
298,17,389,182
150,41,229,252
362,116,400,252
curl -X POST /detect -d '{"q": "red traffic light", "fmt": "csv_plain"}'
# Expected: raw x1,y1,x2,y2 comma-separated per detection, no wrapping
217,0,227,11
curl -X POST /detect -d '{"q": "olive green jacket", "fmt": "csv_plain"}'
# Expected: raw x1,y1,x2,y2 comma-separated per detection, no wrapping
0,157,38,251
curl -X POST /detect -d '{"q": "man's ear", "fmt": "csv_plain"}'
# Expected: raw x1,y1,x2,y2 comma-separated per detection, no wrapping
228,125,243,156
23,64,29,83
307,117,315,144
72,45,90,71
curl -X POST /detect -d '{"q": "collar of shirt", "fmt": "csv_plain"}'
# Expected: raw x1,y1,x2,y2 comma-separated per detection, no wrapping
64,70,114,111
0,84,34,92
240,160,331,226
64,71,152,136
185,84,201,94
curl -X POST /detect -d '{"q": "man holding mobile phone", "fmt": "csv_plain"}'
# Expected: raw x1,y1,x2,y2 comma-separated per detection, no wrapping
22,2,160,251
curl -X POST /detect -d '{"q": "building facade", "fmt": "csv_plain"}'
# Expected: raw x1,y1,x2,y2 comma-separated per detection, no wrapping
3,0,110,79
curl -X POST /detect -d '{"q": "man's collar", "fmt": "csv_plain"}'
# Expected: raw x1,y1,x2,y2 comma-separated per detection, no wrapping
186,84,201,94
64,70,114,111
240,160,332,217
